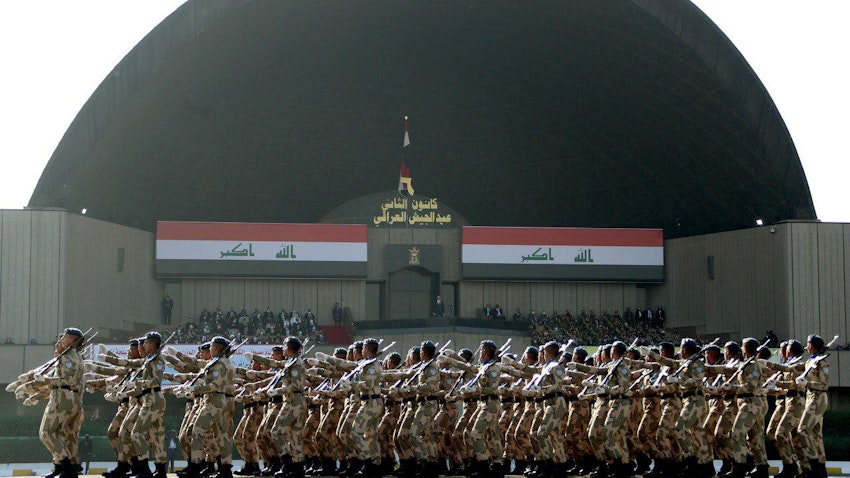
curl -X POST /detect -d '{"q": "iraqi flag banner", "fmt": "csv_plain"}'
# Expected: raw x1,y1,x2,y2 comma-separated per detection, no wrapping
462,226,663,282
156,222,368,278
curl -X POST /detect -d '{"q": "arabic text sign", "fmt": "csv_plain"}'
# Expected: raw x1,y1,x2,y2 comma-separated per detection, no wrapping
462,226,664,282
372,196,453,227
156,222,368,278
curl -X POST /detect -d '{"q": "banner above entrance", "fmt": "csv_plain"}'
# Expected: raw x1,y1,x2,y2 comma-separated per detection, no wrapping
156,222,367,278
462,226,663,282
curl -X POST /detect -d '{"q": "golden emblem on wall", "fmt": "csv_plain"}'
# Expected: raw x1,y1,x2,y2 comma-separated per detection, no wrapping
408,247,421,265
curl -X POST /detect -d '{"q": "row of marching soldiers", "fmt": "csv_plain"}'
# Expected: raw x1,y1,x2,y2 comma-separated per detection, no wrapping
7,329,832,478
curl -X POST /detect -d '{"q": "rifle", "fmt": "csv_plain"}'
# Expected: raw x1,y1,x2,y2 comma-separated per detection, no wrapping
400,341,451,387
579,338,639,396
798,335,839,381
330,341,397,391
668,338,721,378
447,338,511,396
628,368,654,391
762,354,804,389
183,338,249,388
522,338,576,391
110,331,177,397
35,327,93,374
720,339,772,387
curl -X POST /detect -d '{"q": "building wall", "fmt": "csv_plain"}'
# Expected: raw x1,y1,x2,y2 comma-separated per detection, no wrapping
458,281,640,319
178,278,364,326
648,222,849,342
0,210,64,345
367,228,461,281
62,213,164,333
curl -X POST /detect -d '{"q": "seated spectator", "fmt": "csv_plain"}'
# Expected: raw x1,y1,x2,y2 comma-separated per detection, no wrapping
493,304,504,320
512,308,524,321
623,307,634,322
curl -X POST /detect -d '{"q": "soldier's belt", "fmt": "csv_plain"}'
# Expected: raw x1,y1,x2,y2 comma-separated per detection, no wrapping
416,395,439,403
806,386,827,393
308,404,319,409
565,396,579,402
500,397,515,403
271,396,284,403
785,391,802,398
139,387,162,396
609,395,628,400
534,393,560,403
121,397,130,404
463,398,475,403
681,390,703,399
385,400,397,406
736,393,755,399
243,402,260,409
51,385,81,394
479,394,499,402
359,394,382,400
659,392,680,399
403,398,416,403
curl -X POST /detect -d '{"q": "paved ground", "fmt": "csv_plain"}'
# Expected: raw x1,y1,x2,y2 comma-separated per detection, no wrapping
2,461,849,477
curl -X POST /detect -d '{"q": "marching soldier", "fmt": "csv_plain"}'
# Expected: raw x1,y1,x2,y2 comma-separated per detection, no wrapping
35,328,86,478
178,336,236,478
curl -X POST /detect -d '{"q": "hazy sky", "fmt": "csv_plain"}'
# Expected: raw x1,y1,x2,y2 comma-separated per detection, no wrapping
1,1,847,222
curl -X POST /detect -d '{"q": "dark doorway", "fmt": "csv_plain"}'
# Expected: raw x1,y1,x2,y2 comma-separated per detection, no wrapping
388,267,440,320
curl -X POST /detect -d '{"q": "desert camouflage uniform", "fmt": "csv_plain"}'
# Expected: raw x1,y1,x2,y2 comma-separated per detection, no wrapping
38,347,85,463
190,355,236,464
765,359,805,467
727,358,769,466
348,357,385,461
270,357,307,462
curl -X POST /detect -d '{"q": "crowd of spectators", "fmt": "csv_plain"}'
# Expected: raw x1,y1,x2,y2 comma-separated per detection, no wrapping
174,306,328,345
490,305,680,346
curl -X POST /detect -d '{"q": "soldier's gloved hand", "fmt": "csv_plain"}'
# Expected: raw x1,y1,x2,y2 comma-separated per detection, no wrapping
666,375,680,384
765,384,777,392
795,376,807,386
639,346,651,356
436,354,449,365
649,384,660,392
721,382,734,392
581,379,595,388
306,358,321,367
18,372,33,382
595,385,608,395
566,362,578,369
315,352,330,361
97,353,110,362
338,380,352,391
501,355,516,366
400,385,412,394
242,353,256,362
442,349,456,358
32,373,48,383
267,388,279,397
704,386,717,395
164,346,179,355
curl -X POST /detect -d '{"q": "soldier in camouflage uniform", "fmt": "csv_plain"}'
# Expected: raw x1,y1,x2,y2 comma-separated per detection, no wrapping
721,337,769,478
232,357,268,476
505,346,538,475
111,332,167,478
178,336,236,478
90,338,141,478
376,352,403,475
34,328,86,478
643,338,714,477
766,335,831,478
264,336,308,478
764,340,806,478
569,341,632,478
392,341,441,476
312,347,349,475
440,340,504,478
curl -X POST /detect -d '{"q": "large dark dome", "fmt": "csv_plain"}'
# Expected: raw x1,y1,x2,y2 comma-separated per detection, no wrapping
29,0,815,238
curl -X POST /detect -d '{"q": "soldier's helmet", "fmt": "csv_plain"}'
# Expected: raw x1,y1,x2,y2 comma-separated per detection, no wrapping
705,344,721,354
129,338,140,347
807,335,825,352
524,346,539,358
353,341,364,350
421,341,436,351
612,341,627,355
459,349,474,362
284,336,303,352
543,340,559,352
573,347,588,360
787,340,804,357
212,336,231,347
388,352,402,363
724,341,741,354
199,342,211,351
63,327,84,347
680,338,698,352
364,338,380,346
480,340,497,350
659,342,675,352
271,345,284,353
334,347,348,357
145,331,163,345
410,346,421,356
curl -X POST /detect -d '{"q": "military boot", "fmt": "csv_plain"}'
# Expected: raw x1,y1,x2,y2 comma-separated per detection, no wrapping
273,456,292,478
259,458,280,477
217,464,233,478
58,459,79,478
103,462,131,478
132,459,154,478
154,463,168,478
234,462,259,476
45,463,63,478
345,458,363,477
